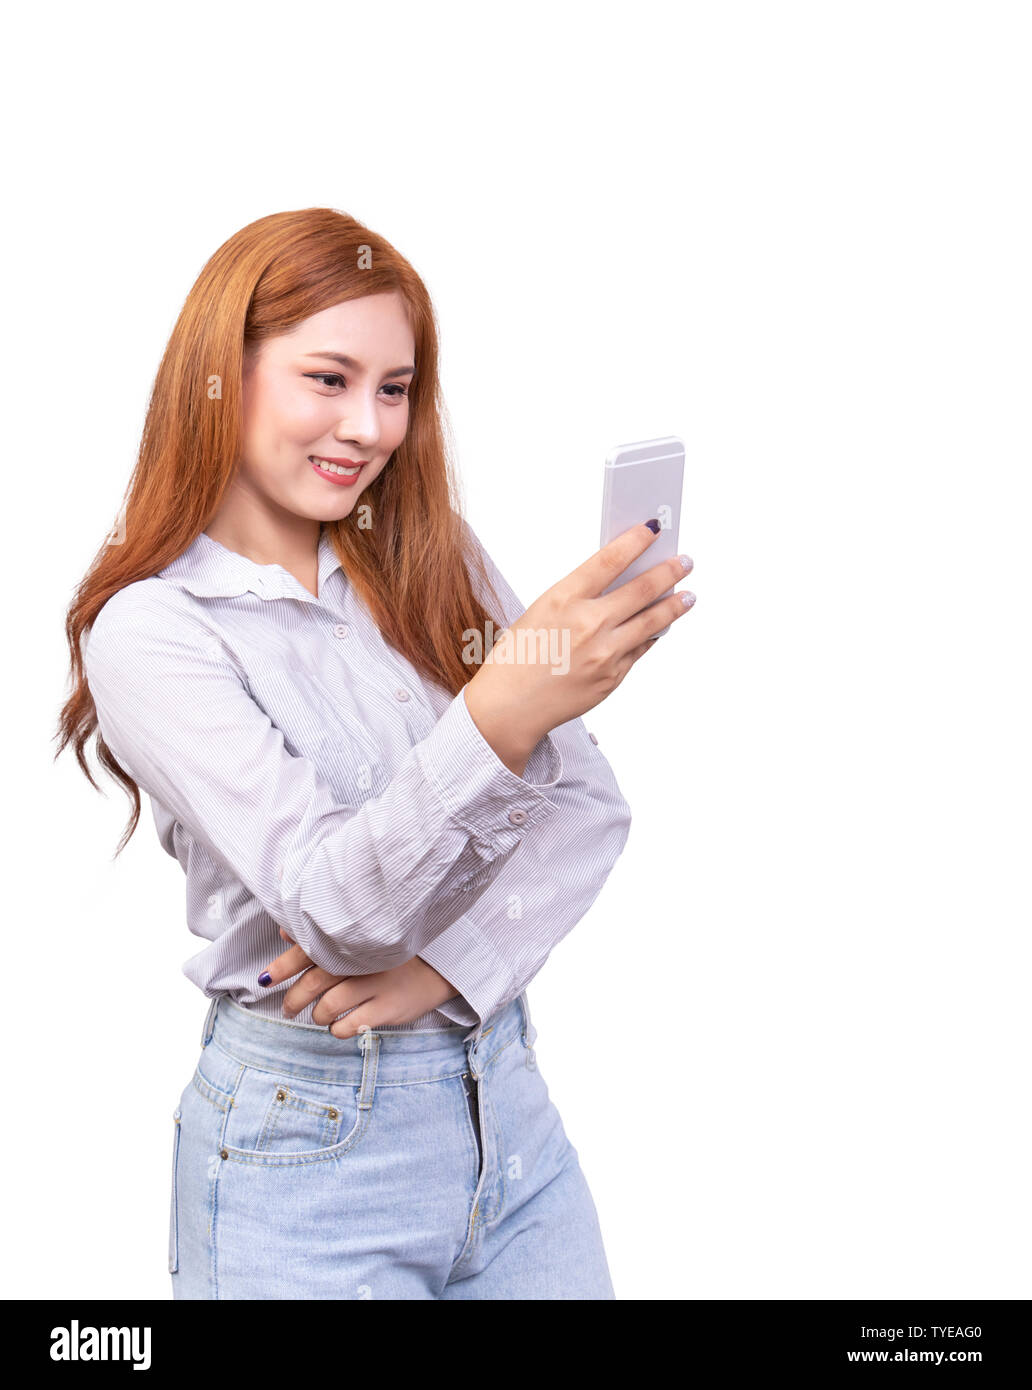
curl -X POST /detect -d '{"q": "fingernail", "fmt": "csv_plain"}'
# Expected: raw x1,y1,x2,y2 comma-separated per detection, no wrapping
677,554,693,572
680,591,696,609
258,971,272,986
644,519,661,534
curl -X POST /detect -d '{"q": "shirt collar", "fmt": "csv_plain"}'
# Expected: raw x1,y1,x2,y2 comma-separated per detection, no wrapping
157,526,343,602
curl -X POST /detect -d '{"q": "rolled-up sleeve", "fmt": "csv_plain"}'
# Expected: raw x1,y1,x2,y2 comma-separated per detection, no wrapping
420,717,632,1028
418,522,633,1026
83,584,562,974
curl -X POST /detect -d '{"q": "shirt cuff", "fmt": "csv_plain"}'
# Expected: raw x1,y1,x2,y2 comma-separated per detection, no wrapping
415,686,563,852
419,915,517,1030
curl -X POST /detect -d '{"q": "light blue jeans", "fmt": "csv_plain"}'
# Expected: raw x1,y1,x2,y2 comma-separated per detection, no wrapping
168,992,615,1299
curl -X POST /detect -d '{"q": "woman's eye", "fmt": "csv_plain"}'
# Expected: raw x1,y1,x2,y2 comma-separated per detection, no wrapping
305,373,408,400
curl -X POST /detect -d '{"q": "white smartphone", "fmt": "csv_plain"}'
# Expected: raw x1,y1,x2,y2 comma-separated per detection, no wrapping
599,436,685,637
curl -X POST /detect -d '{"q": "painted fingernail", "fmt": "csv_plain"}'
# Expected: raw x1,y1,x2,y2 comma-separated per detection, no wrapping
644,519,661,534
680,591,697,609
677,554,693,572
258,971,272,986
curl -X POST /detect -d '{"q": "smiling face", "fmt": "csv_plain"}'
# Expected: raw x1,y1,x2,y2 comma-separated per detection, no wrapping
238,291,415,522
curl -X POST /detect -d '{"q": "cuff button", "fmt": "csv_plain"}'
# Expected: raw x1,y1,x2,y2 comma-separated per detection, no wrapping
508,808,528,825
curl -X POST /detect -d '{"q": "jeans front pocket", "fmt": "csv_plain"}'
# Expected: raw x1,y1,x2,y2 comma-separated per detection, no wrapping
216,1064,372,1167
254,1079,347,1153
168,1106,182,1274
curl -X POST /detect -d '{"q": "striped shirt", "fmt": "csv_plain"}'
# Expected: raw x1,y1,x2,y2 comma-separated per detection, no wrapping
83,519,632,1042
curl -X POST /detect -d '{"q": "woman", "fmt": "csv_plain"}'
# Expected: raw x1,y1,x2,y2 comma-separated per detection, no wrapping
57,207,697,1300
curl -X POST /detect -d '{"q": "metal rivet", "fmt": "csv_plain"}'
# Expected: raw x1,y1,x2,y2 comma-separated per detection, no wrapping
220,1148,228,1159
276,1089,286,1101
327,1107,338,1119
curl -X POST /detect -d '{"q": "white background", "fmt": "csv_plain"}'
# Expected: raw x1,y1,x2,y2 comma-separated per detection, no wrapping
6,0,1029,1299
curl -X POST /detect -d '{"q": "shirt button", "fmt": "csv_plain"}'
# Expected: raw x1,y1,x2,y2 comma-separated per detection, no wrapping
588,732,599,745
333,623,349,638
394,688,411,702
508,808,528,825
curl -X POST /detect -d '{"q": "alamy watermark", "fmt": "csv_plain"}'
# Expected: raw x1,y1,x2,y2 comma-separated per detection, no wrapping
50,1320,151,1370
462,621,569,676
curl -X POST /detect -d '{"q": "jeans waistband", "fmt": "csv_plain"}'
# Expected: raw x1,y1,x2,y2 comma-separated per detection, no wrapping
199,992,532,1086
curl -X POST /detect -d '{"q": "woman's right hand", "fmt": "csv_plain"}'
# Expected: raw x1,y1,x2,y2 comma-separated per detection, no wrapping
463,520,695,774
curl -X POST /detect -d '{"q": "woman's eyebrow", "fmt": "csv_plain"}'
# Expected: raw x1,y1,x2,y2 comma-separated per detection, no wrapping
302,350,416,377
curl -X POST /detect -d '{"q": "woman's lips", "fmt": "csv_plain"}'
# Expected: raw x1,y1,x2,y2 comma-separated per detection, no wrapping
309,456,367,487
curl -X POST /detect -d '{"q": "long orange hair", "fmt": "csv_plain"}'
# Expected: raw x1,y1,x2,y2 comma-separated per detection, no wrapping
56,207,506,854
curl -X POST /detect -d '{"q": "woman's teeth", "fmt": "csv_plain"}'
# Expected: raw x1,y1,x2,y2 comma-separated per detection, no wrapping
311,457,363,475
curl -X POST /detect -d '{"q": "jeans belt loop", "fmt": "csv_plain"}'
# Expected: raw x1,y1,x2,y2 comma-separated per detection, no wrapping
355,1028,381,1109
516,991,537,1050
200,995,219,1048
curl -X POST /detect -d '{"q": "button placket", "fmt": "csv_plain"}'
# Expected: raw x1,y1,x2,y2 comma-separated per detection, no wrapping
333,608,439,732
324,617,428,756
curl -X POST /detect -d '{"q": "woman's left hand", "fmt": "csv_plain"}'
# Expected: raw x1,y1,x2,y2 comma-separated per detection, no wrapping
258,928,461,1039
